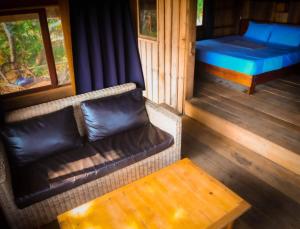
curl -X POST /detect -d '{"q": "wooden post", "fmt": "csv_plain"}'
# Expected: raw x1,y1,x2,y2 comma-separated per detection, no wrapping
183,0,197,107
58,0,76,95
157,0,165,104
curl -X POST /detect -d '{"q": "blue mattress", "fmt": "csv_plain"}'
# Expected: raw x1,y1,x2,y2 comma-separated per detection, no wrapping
196,35,300,75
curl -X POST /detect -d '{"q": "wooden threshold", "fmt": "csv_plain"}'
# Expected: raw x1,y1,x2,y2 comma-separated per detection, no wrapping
184,98,300,176
182,116,300,205
182,117,300,228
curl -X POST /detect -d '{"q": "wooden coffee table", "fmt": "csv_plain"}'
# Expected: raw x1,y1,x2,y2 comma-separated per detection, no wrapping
58,159,250,229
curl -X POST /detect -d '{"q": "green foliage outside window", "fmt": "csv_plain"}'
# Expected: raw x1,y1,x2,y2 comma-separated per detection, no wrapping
0,11,69,95
47,18,70,85
197,0,204,26
0,19,48,77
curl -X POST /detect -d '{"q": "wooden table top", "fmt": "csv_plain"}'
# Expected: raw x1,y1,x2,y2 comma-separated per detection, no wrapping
58,158,250,229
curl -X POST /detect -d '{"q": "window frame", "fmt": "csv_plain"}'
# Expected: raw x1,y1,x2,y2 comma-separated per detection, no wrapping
0,8,63,98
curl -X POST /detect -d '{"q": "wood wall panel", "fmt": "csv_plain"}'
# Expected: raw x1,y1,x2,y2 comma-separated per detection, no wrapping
138,39,159,102
289,1,300,24
152,42,159,103
196,0,240,40
170,0,180,108
183,0,197,102
241,0,300,24
157,0,165,104
146,42,153,99
178,0,188,112
137,0,196,113
197,0,300,40
212,0,240,37
164,0,172,106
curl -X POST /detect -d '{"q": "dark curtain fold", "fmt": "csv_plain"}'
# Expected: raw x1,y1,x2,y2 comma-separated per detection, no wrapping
69,0,145,94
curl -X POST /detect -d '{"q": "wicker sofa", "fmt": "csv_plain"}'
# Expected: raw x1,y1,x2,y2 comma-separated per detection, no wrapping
0,83,181,229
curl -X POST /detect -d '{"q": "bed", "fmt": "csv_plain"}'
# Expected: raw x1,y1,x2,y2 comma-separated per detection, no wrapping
196,20,300,94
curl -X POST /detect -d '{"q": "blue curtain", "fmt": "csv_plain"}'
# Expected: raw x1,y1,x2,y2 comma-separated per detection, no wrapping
69,0,145,94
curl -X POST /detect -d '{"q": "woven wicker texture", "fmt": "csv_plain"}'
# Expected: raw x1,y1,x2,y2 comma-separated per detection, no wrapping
0,83,181,229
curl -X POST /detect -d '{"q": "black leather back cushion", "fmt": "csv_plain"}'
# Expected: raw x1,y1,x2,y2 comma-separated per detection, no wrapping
81,88,149,142
1,106,82,167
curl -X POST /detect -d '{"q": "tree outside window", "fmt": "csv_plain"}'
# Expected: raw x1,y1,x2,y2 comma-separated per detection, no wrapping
197,0,204,26
0,7,69,96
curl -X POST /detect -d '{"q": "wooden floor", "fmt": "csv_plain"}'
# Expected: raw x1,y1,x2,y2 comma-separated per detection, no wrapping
185,74,300,177
194,74,300,155
182,116,300,229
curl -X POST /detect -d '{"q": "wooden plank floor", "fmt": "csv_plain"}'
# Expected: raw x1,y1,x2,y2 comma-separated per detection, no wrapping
187,74,300,177
193,75,300,155
182,116,300,229
195,73,300,125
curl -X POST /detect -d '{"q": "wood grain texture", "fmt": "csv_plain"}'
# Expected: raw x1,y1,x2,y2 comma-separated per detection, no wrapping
240,1,300,24
177,0,187,111
185,75,300,175
185,100,300,175
170,0,179,108
199,63,253,88
182,117,300,229
2,85,73,111
152,42,159,103
164,0,172,106
136,0,196,113
198,61,300,95
183,116,300,205
146,42,153,99
58,159,250,229
157,0,165,104
211,0,239,38
183,0,197,104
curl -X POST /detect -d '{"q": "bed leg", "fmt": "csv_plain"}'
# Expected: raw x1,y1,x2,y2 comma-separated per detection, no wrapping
248,80,255,95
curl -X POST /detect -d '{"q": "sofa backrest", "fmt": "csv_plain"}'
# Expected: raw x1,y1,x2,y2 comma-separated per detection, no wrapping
5,83,136,136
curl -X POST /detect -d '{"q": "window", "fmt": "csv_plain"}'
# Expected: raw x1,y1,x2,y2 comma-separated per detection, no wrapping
47,7,70,86
196,0,204,26
0,8,69,97
138,0,157,39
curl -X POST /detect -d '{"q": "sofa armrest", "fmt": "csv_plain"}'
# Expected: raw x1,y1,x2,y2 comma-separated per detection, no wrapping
0,141,7,184
145,100,182,157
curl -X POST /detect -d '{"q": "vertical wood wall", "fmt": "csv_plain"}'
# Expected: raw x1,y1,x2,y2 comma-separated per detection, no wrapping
213,0,241,37
136,0,196,113
197,0,241,39
197,0,300,40
242,0,300,24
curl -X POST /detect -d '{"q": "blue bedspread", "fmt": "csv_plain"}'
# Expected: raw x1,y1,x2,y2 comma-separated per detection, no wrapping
196,36,300,75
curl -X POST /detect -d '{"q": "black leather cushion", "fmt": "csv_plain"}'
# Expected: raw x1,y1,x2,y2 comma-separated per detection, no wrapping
1,107,82,167
12,123,174,209
81,88,149,142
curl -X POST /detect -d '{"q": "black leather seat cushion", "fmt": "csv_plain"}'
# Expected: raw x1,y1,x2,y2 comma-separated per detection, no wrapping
1,107,82,167
81,89,149,142
12,123,174,209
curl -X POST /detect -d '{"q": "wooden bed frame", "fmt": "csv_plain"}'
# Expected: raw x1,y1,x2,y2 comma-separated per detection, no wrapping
198,19,300,94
